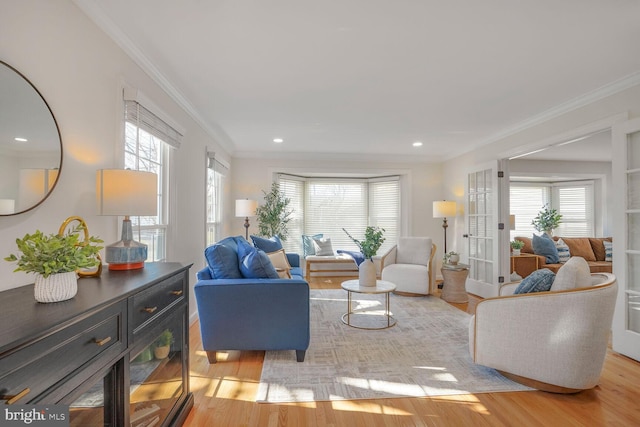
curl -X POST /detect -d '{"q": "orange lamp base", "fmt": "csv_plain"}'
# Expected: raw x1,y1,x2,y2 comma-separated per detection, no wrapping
108,262,145,271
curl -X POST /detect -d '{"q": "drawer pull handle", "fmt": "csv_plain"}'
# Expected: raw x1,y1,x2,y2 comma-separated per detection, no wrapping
171,290,183,296
3,388,30,405
143,306,158,314
94,336,112,346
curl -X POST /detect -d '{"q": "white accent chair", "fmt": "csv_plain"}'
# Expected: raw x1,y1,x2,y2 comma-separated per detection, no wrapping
380,237,435,295
469,272,617,393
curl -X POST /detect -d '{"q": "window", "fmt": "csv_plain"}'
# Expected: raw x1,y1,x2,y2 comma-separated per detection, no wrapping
510,180,594,239
279,174,400,255
124,99,182,262
206,154,228,246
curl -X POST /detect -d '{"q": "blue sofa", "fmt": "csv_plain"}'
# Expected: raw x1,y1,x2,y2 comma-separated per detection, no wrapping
194,236,310,363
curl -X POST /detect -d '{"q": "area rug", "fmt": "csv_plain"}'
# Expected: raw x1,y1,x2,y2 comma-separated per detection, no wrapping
256,289,532,403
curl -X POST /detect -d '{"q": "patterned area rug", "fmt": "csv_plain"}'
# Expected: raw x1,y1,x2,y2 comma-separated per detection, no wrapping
256,289,532,403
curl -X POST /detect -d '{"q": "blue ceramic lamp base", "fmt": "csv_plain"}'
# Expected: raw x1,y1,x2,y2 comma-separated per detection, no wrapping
105,218,148,270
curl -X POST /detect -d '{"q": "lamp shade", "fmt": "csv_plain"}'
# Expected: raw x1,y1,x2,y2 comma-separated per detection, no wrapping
96,169,158,216
510,214,516,230
18,168,58,210
433,200,457,218
235,199,258,217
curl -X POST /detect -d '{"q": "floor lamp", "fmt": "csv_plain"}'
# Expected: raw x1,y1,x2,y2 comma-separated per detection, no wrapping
236,199,258,240
433,201,457,254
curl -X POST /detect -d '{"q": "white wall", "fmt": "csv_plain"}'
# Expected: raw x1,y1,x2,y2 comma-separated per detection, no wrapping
0,0,231,320
229,157,448,265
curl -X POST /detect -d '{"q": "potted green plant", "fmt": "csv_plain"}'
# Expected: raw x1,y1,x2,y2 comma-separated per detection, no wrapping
153,329,174,359
343,226,385,286
531,205,562,235
510,239,525,256
4,225,103,303
255,182,293,241
443,251,460,265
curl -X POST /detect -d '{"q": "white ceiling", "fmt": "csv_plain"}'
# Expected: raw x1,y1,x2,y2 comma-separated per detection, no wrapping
75,0,640,162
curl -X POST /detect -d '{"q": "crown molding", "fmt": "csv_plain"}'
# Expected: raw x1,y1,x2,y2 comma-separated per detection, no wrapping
232,150,442,164
73,0,235,154
444,71,640,161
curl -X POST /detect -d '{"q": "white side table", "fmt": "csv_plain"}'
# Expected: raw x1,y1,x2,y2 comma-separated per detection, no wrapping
341,280,397,329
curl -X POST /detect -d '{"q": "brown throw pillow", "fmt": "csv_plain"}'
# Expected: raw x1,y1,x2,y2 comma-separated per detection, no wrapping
562,238,596,262
589,238,612,262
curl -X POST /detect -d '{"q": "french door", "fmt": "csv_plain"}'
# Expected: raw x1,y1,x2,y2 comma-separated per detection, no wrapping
612,117,640,361
465,161,509,298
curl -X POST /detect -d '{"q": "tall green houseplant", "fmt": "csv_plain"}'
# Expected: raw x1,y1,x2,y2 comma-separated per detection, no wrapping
255,182,293,241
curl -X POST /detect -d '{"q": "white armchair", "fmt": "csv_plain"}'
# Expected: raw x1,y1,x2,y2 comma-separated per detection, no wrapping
380,237,435,295
469,272,617,393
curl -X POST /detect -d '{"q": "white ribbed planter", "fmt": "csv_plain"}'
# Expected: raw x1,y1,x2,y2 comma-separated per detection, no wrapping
358,258,377,287
34,271,78,303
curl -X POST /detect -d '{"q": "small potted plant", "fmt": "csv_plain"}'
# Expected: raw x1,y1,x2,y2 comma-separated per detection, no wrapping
444,251,460,265
4,225,103,303
511,240,525,256
153,329,174,359
343,226,386,286
531,204,562,236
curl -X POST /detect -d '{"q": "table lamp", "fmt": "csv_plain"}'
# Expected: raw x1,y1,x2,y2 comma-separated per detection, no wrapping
236,199,258,240
433,200,457,254
97,169,158,270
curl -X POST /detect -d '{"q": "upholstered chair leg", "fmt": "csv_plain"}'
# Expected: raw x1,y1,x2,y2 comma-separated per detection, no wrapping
206,351,218,364
296,350,306,362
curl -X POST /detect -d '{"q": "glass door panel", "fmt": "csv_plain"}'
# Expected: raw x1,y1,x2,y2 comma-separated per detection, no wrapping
130,317,184,427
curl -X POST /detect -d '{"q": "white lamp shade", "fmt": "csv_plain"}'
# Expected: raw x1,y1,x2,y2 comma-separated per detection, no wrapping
235,199,258,217
96,169,158,216
0,199,15,214
433,200,457,218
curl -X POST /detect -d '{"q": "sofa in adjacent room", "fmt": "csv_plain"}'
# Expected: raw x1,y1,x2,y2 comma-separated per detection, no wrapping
512,235,612,278
194,235,310,363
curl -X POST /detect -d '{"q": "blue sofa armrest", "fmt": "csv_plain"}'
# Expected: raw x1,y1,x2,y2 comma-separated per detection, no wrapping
194,278,310,361
197,266,212,280
286,252,300,268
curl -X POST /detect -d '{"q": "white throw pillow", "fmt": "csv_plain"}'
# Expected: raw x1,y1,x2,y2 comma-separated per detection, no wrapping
267,249,292,279
555,238,571,263
312,237,334,256
551,256,591,291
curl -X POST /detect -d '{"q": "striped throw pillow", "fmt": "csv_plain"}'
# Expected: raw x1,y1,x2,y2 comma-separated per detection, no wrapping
555,238,571,263
603,240,612,262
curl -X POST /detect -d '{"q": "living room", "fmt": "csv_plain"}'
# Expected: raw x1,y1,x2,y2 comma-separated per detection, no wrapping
1,1,640,426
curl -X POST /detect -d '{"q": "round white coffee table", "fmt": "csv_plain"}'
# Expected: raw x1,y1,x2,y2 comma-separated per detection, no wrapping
341,279,397,329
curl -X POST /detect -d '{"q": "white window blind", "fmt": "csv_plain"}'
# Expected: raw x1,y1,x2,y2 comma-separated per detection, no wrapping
369,177,399,254
554,183,594,237
510,184,550,240
279,175,305,253
279,174,400,255
124,100,182,149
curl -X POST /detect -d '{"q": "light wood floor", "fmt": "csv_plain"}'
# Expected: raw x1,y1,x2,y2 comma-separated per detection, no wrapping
183,277,640,426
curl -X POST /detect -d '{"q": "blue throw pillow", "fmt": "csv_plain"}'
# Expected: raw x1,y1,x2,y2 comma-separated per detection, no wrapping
514,269,556,294
337,249,364,266
250,235,283,253
237,238,279,279
204,236,243,279
532,233,559,264
302,233,323,258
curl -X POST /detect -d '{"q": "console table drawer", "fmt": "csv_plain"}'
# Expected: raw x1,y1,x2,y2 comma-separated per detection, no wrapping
0,301,126,404
131,274,185,333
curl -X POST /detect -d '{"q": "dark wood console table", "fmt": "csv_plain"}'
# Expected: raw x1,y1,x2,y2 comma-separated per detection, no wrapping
0,262,193,427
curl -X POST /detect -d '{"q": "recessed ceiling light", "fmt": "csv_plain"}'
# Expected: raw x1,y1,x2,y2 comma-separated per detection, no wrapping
273,138,283,143
412,141,423,147
14,137,28,142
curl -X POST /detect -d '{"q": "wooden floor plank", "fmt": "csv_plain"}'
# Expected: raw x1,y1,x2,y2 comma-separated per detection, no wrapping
183,276,640,426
